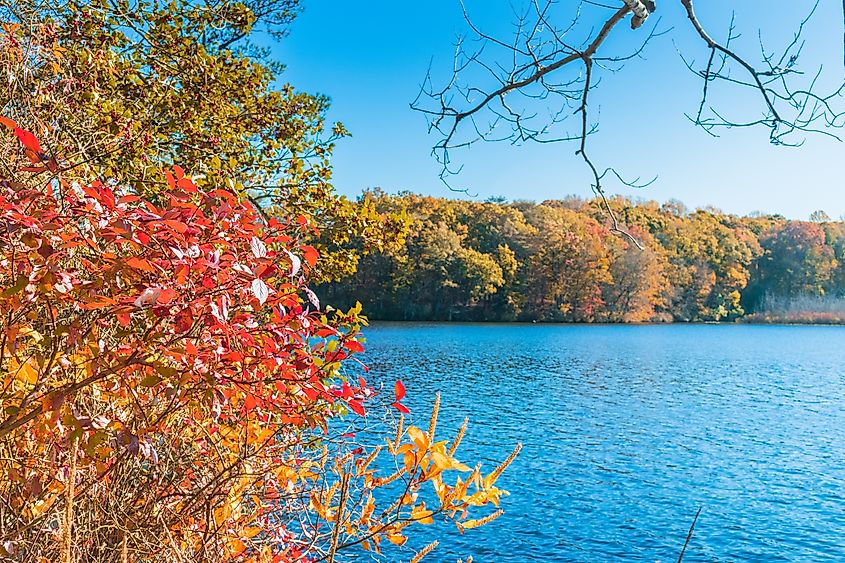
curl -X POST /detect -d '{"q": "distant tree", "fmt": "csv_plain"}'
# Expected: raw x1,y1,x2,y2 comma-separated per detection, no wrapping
520,205,611,321
810,210,832,223
750,222,838,305
662,199,688,218
324,194,845,324
602,233,670,322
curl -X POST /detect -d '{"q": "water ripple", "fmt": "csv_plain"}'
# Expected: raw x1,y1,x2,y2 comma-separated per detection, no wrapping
358,323,845,562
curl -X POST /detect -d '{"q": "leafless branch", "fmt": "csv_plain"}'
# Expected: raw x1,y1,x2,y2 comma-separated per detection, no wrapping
414,0,845,245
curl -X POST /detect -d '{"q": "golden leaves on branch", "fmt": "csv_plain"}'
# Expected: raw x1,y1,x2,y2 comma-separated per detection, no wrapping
318,394,520,561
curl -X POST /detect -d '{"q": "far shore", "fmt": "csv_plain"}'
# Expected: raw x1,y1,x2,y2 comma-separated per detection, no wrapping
361,318,845,326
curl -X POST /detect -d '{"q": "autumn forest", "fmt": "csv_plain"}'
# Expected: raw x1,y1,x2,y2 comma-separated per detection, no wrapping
323,193,845,324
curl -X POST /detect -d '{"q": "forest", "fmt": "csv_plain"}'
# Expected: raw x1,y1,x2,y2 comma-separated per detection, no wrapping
322,192,845,323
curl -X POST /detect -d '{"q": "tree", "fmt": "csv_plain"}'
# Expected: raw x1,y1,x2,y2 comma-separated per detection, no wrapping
0,125,519,563
323,192,845,324
520,205,611,321
413,1,845,237
810,210,832,223
602,231,669,322
0,0,400,282
749,221,837,306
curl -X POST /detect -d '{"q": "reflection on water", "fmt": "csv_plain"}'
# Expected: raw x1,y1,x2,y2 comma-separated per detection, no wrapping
358,323,845,561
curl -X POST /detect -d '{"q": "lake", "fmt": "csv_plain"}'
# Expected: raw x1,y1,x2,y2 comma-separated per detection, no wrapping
357,323,845,562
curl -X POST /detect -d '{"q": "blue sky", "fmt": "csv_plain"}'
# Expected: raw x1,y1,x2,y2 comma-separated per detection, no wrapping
276,1,845,219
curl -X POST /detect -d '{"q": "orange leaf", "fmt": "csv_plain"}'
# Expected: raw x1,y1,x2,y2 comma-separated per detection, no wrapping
386,534,407,546
125,257,156,272
79,296,118,310
163,220,188,233
244,394,258,411
302,245,319,267
0,116,16,129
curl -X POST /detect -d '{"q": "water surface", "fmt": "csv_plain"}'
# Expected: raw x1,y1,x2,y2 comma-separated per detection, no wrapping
359,323,845,562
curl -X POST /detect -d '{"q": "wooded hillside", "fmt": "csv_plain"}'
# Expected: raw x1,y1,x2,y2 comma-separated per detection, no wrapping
322,192,845,323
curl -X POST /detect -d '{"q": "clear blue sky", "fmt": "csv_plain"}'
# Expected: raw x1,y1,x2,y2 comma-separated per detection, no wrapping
275,1,845,219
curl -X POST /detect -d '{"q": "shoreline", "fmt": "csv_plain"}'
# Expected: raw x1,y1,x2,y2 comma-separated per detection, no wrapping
360,318,845,327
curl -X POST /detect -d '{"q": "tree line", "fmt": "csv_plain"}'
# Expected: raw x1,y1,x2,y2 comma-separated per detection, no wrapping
322,192,845,323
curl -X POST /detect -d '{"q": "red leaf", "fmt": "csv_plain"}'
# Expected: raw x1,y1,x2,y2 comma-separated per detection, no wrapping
391,401,410,414
117,313,131,327
14,127,42,154
174,308,193,333
346,340,364,354
394,379,406,402
347,399,365,417
176,177,198,193
157,287,176,304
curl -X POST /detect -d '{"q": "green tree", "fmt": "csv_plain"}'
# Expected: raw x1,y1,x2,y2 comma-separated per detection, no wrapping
748,222,837,307
1,0,398,281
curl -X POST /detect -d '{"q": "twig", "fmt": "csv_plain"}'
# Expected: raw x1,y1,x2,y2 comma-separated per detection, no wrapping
677,506,702,563
63,436,78,563
327,471,350,563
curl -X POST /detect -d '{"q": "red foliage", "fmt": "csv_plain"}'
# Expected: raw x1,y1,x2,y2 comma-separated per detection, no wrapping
0,125,375,560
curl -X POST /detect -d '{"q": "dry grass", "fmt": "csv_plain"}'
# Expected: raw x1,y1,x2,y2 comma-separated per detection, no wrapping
744,294,845,324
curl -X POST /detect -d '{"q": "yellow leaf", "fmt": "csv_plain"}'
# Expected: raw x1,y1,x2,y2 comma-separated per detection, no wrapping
431,451,452,471
452,460,471,472
16,359,39,385
411,504,434,525
387,534,407,546
18,326,42,343
214,503,232,528
406,426,429,450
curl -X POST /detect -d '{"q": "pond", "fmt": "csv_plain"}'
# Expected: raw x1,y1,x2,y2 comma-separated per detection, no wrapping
357,323,845,561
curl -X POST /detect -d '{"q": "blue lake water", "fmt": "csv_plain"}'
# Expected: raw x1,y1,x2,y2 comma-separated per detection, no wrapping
357,323,845,562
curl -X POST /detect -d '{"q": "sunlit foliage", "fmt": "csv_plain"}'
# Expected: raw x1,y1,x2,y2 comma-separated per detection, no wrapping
0,124,517,562
324,193,845,323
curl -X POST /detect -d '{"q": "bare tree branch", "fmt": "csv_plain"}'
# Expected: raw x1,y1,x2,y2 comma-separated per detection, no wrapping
413,0,845,245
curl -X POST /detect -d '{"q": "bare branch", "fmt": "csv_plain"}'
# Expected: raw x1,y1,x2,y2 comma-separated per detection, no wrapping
414,0,845,245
